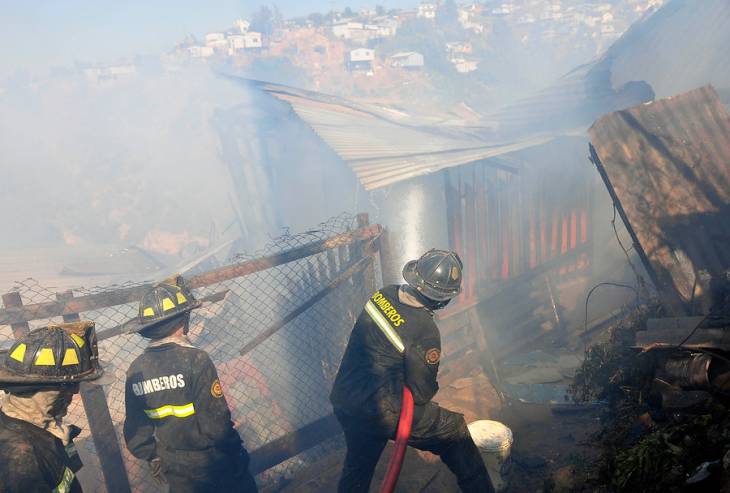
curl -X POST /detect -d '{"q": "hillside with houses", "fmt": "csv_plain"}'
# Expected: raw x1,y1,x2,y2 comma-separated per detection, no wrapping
160,0,666,111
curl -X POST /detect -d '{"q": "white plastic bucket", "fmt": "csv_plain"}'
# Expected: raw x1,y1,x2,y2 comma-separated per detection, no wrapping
467,420,513,492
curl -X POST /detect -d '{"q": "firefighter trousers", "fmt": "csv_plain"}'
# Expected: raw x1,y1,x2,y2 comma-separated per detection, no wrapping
161,448,258,493
335,402,494,493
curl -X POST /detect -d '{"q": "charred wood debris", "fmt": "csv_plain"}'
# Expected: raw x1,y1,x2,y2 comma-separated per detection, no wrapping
560,86,730,493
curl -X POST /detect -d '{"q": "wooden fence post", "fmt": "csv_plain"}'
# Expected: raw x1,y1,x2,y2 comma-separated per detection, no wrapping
354,214,374,290
2,292,30,339
56,290,132,493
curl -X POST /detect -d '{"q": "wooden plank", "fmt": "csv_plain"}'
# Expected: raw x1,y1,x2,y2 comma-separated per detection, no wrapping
239,256,373,356
352,214,370,289
644,316,730,331
188,224,380,288
646,316,705,332
248,414,342,475
57,290,132,493
635,327,730,348
0,224,382,326
0,285,152,327
79,383,132,493
57,290,81,323
2,292,30,338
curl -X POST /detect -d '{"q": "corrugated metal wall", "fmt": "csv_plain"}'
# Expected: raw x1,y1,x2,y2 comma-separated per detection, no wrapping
589,85,730,315
444,144,594,305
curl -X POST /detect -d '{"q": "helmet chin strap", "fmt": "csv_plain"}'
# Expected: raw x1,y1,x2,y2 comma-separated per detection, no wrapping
403,285,451,311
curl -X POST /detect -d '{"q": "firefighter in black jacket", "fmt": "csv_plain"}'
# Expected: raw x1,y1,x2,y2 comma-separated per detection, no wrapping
331,249,494,493
123,277,257,493
0,321,104,493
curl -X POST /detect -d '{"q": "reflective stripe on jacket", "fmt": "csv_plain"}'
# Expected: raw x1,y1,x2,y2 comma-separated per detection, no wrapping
0,411,83,493
330,284,441,417
123,343,244,463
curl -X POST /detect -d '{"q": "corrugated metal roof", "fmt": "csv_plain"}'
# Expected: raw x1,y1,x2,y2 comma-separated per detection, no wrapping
253,80,554,190
589,85,730,315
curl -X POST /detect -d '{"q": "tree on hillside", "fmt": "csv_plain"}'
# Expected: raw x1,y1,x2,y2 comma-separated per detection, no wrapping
251,5,282,36
308,12,325,27
343,7,354,17
376,5,386,16
437,0,460,30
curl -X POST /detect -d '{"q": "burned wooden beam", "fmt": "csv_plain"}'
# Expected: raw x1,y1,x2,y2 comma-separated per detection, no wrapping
239,256,373,356
248,414,342,475
646,316,730,331
188,224,381,288
1,292,29,338
0,224,381,326
57,290,132,493
635,316,730,349
635,327,730,349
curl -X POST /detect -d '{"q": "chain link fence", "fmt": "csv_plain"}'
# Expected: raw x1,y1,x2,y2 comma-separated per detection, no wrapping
0,214,381,492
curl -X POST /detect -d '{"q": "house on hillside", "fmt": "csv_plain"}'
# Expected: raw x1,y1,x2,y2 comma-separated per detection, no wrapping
228,35,246,51
459,4,486,33
452,57,479,73
351,24,380,44
332,21,363,39
205,32,225,43
227,32,262,53
491,3,515,16
375,17,399,38
348,48,375,72
447,42,473,56
390,52,425,69
332,21,381,44
243,32,263,48
418,3,437,19
397,9,418,22
188,45,214,58
205,32,228,51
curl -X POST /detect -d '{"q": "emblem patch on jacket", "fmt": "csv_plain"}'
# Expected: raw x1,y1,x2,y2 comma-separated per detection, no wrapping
425,348,441,364
211,378,224,398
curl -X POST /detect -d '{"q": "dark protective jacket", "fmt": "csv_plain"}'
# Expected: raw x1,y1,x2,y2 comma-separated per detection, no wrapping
0,411,82,493
123,343,248,475
330,284,441,417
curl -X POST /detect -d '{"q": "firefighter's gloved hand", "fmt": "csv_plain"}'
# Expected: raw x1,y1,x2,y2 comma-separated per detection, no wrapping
149,457,167,485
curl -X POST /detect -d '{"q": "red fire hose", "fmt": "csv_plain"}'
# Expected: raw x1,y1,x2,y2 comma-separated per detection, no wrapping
379,385,415,493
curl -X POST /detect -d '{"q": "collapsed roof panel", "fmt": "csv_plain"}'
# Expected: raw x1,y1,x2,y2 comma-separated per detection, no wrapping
588,85,730,315
251,80,553,190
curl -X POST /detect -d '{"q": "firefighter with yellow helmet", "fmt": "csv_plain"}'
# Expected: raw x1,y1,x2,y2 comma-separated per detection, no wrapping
123,276,257,493
0,321,104,492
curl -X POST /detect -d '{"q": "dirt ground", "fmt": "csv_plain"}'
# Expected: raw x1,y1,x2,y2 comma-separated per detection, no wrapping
268,349,601,493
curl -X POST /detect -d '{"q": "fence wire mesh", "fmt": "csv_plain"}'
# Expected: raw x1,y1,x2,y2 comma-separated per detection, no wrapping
0,214,380,492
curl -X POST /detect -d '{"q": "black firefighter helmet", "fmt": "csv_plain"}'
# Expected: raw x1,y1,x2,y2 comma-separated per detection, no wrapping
0,321,104,390
403,249,463,302
137,276,201,339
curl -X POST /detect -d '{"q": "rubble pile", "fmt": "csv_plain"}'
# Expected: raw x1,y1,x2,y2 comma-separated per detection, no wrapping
563,83,730,492
567,304,730,492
